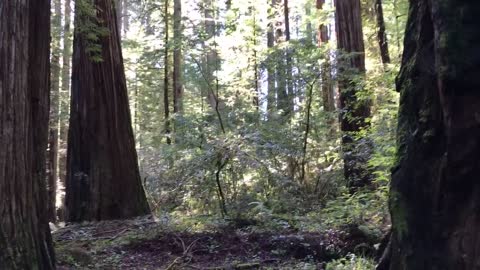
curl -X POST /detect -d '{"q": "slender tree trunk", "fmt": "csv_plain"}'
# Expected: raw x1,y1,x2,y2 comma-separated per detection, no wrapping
251,8,260,110
284,0,294,117
164,0,172,145
57,0,73,221
66,0,150,221
334,0,373,192
47,0,63,222
266,0,276,119
306,4,313,44
300,80,317,186
0,0,55,268
374,0,391,65
383,1,480,269
173,0,183,114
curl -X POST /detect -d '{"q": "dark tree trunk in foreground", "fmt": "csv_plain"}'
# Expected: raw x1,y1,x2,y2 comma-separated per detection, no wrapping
334,0,372,191
374,0,391,65
0,0,55,268
66,0,150,221
116,0,123,35
382,1,480,269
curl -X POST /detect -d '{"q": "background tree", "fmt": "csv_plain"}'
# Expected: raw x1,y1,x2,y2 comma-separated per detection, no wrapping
334,0,373,191
0,0,55,268
173,0,184,115
57,0,73,220
374,0,390,65
66,0,150,221
47,0,64,222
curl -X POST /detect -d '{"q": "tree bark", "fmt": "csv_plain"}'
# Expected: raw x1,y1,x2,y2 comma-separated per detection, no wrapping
66,0,151,221
173,0,183,114
204,0,218,110
266,0,276,119
374,0,391,65
164,0,172,144
317,0,335,115
123,0,129,34
334,0,373,191
284,0,294,117
386,1,480,269
115,0,123,36
0,0,55,268
47,0,63,222
57,0,73,221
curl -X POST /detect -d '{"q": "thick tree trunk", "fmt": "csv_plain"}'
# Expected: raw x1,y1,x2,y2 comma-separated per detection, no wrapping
334,0,373,191
57,0,73,221
115,0,123,35
0,0,55,268
173,0,183,114
386,1,480,269
374,0,390,65
66,0,150,221
204,0,218,110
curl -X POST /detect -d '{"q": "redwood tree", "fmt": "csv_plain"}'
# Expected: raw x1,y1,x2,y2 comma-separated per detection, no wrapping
0,0,55,268
374,0,391,65
66,0,150,221
173,0,184,114
382,0,480,269
334,0,372,191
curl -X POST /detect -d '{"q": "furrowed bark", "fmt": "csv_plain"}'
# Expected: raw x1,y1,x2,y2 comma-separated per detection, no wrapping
66,0,150,221
0,0,55,268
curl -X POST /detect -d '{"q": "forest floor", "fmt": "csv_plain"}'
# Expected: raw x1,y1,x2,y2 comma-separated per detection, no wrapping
53,216,378,269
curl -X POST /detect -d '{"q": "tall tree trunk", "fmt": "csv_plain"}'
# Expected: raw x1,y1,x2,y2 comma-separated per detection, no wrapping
57,0,73,221
251,8,260,111
374,0,391,65
66,0,151,221
266,0,276,119
204,0,218,110
317,0,335,115
334,0,372,191
47,0,63,222
173,0,183,114
123,0,129,34
164,0,172,144
283,0,294,117
383,1,480,269
305,4,313,45
0,0,55,268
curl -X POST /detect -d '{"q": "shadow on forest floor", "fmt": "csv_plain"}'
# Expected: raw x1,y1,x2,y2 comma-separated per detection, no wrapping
53,216,376,269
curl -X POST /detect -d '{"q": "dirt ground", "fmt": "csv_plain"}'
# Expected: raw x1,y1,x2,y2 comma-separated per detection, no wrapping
53,216,375,269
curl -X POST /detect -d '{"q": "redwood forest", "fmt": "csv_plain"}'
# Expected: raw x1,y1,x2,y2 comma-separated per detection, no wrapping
1,0,480,269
